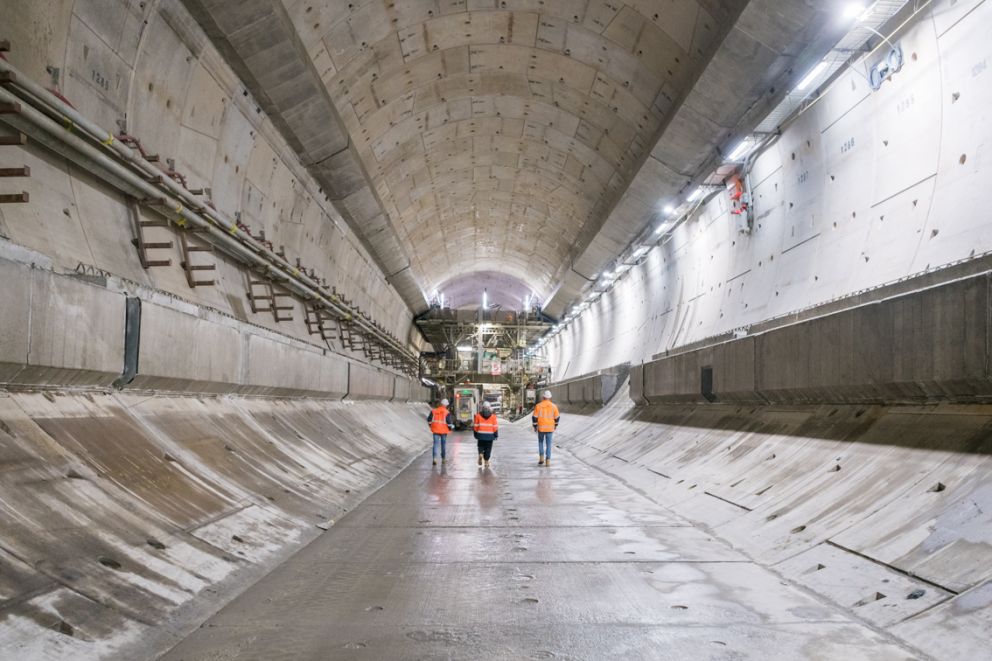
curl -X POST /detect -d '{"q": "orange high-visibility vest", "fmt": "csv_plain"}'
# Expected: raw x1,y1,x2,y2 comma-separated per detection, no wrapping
533,400,559,432
473,412,498,435
430,406,451,434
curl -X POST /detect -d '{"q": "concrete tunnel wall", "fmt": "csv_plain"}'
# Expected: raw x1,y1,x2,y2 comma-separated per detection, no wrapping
0,2,434,657
0,0,420,353
533,5,992,656
626,272,992,406
546,0,992,380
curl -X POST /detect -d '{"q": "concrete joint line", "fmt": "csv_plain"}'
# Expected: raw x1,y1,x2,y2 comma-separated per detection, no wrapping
703,490,752,511
312,139,353,168
823,539,958,596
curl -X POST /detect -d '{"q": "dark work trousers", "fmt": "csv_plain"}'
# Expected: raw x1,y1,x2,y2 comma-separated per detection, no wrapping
477,440,494,460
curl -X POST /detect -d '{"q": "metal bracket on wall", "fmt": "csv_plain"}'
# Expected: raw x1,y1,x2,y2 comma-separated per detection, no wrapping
304,303,338,342
179,230,216,287
247,277,294,322
0,67,28,204
128,198,173,268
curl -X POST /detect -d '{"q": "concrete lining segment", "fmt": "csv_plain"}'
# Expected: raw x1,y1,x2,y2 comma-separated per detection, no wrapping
0,251,417,400
1,0,418,358
633,271,992,405
546,0,990,376
545,0,849,316
179,0,425,312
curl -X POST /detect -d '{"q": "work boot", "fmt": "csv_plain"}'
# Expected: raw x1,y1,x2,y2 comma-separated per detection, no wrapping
538,455,545,465
478,453,483,466
432,459,437,466
545,458,551,467
442,458,447,464
485,459,491,468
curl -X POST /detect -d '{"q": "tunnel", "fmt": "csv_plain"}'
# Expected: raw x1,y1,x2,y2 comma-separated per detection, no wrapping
0,0,990,659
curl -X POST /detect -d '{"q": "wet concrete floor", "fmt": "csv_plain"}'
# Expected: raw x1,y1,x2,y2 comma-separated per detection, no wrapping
160,424,920,660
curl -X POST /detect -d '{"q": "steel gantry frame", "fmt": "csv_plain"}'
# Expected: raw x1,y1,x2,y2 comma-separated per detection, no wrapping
415,307,555,389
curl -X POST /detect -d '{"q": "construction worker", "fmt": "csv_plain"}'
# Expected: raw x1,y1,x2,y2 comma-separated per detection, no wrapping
473,401,499,468
532,390,560,466
427,398,454,465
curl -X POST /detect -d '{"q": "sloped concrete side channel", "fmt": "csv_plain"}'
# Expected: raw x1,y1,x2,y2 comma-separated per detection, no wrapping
161,421,925,661
0,392,427,659
557,384,992,661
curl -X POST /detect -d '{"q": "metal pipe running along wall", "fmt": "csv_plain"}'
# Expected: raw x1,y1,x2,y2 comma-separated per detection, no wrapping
0,58,419,374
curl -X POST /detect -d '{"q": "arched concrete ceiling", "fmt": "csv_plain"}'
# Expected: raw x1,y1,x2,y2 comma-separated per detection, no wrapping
288,0,735,302
436,270,535,310
182,1,853,321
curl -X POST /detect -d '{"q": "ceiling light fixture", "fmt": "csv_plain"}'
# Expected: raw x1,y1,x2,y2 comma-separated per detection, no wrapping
842,2,866,19
796,61,829,91
726,138,752,161
687,187,704,203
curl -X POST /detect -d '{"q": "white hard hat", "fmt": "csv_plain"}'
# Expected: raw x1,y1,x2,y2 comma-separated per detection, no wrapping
481,401,492,411
441,398,449,406
543,390,552,399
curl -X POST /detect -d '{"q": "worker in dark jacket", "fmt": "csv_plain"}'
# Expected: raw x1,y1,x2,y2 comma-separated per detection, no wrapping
473,401,499,468
427,398,454,465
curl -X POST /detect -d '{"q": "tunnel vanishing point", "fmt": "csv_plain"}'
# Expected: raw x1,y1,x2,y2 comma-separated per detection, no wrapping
0,1,991,659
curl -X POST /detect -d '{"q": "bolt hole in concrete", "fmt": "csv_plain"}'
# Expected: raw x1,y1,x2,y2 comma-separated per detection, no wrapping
928,482,946,493
65,469,85,480
790,525,806,534
56,620,74,637
520,598,540,604
365,606,384,612
907,589,926,600
146,538,166,550
671,605,689,610
231,535,245,543
98,557,122,570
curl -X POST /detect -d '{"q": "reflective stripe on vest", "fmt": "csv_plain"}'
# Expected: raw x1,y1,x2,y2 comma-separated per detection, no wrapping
430,407,450,433
474,413,497,433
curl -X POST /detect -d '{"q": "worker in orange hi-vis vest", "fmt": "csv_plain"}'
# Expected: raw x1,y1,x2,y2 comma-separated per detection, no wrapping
427,398,454,466
472,401,499,468
532,390,560,466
